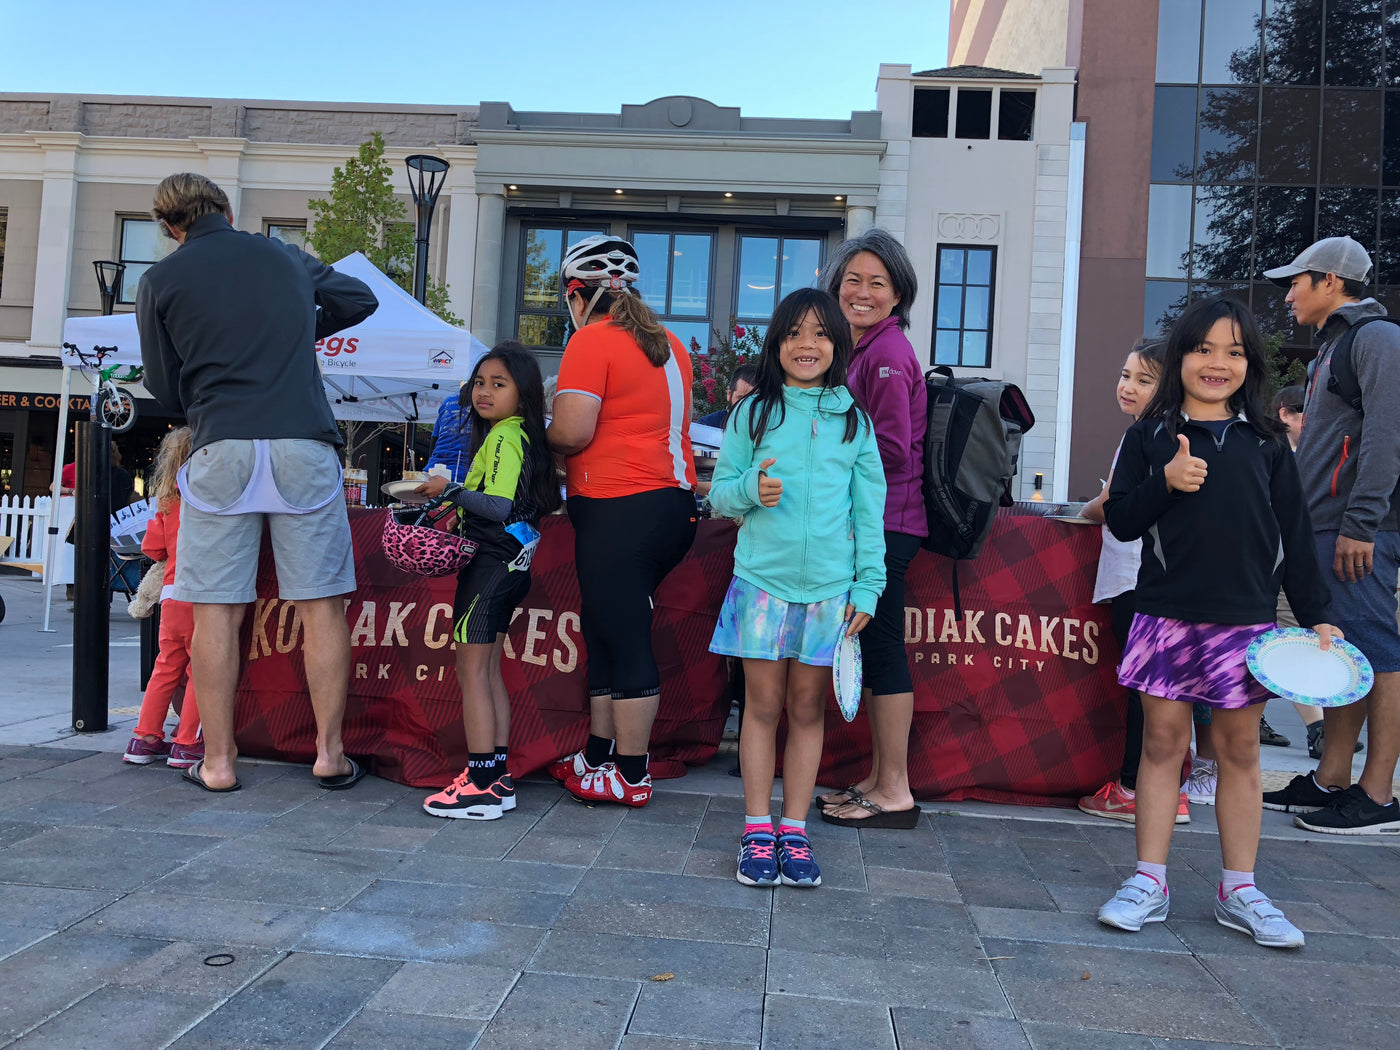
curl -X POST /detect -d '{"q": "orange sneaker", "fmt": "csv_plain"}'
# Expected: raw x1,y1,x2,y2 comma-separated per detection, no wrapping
1078,781,1137,823
1077,781,1190,825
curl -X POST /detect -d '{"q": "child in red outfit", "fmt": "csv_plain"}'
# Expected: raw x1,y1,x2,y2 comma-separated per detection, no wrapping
123,427,203,769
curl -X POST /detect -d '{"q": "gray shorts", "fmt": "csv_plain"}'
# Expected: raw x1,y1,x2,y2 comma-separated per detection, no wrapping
174,439,356,604
1316,530,1400,674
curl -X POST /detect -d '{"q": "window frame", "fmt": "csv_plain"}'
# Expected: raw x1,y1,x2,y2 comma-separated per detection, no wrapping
626,225,717,355
117,216,174,305
0,206,7,299
731,231,826,329
514,222,610,350
263,220,308,251
931,243,998,369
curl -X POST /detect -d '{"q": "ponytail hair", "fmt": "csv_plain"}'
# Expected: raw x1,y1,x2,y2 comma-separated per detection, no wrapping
576,288,672,366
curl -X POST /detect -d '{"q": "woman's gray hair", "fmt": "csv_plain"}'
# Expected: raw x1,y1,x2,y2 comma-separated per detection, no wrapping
818,227,918,329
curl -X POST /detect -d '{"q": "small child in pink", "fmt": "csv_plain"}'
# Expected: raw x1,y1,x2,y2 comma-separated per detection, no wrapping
123,427,202,769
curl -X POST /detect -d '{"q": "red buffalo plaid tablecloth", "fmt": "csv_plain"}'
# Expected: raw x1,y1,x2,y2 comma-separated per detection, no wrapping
232,511,1124,806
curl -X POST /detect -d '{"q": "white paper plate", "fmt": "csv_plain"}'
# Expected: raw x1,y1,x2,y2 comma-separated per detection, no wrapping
1245,627,1373,707
833,627,863,723
381,480,429,505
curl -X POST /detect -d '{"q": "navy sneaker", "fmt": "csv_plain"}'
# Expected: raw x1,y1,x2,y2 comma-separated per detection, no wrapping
735,830,779,887
776,831,822,887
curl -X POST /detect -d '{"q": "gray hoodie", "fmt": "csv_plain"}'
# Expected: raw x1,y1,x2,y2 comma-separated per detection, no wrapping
1295,298,1400,541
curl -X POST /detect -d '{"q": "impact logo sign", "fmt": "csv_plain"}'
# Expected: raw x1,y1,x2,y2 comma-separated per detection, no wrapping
317,335,360,368
429,349,453,369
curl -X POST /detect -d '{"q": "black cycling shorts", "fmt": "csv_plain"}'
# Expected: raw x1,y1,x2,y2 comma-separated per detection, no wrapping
568,487,698,699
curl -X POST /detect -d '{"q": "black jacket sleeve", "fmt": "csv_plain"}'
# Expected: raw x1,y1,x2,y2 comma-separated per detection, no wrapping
287,245,379,340
1273,442,1333,628
445,487,513,522
1104,423,1177,542
134,274,184,414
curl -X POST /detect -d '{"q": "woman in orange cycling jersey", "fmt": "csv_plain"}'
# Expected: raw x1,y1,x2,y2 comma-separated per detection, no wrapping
546,235,699,807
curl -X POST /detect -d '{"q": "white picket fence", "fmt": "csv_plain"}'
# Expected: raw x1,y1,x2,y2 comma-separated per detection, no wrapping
0,494,52,572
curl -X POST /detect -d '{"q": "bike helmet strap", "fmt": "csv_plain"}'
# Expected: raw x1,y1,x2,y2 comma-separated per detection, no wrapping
561,235,642,323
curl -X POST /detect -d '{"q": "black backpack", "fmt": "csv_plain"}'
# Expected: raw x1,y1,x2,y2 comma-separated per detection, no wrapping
1320,315,1400,413
921,366,1036,561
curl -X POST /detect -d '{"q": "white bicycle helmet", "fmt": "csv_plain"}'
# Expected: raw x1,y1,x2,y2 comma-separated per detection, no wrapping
561,235,641,322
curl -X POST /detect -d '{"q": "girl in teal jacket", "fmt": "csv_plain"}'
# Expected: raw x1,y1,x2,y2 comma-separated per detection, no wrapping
709,288,887,890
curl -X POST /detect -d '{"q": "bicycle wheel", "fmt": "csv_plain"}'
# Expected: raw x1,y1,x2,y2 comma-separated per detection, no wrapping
100,385,137,433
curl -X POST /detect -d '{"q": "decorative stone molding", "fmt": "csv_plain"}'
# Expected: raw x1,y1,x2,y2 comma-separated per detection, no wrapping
936,212,1000,241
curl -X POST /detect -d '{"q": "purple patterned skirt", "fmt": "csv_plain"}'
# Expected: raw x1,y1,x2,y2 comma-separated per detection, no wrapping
1118,613,1274,709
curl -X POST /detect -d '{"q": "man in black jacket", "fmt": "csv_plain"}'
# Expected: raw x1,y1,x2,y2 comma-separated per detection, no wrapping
137,173,378,793
1260,236,1400,834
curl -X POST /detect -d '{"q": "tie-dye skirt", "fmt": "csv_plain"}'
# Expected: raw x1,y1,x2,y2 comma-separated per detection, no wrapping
1117,613,1274,708
709,576,849,667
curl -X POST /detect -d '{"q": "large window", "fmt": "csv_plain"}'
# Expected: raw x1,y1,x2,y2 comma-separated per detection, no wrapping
734,234,822,329
118,218,174,305
1145,0,1400,344
265,221,307,250
630,229,714,355
933,245,996,368
515,224,608,349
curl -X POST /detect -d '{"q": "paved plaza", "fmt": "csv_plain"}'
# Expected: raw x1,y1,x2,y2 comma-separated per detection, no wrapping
0,576,1397,1050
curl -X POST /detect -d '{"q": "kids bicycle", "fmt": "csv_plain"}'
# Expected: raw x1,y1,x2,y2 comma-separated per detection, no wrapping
61,342,143,433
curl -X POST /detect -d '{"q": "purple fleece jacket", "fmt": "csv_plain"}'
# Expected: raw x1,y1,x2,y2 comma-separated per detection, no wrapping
846,315,928,536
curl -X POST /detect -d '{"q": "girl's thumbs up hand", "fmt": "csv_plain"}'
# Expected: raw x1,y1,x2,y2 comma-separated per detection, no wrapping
1164,433,1208,493
757,458,783,507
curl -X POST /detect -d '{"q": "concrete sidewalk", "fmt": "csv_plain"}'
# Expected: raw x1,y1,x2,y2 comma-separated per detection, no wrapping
1,574,1397,1049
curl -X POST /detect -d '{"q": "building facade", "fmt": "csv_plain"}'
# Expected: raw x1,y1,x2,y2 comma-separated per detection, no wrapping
952,0,1400,497
0,71,1079,502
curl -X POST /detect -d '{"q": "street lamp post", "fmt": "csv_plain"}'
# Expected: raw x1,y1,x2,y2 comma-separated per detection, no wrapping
404,154,449,306
72,260,124,732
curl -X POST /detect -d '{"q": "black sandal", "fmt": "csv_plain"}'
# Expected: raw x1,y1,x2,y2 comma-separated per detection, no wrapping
815,785,864,809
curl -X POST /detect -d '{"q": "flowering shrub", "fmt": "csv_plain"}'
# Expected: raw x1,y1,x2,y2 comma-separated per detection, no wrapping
691,320,765,418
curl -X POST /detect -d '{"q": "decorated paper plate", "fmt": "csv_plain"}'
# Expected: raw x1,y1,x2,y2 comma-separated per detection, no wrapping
833,627,863,723
381,480,429,505
1245,627,1373,707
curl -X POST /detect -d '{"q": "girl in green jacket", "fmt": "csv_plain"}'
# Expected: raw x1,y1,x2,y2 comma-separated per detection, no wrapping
709,288,887,889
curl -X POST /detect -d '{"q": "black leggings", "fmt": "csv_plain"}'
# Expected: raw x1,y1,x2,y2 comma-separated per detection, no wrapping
862,531,922,696
568,487,698,699
1113,590,1145,789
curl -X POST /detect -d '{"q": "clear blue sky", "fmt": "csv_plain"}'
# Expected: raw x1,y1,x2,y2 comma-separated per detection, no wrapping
8,1,950,119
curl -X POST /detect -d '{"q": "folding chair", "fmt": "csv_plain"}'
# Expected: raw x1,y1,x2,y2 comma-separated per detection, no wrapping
109,535,147,601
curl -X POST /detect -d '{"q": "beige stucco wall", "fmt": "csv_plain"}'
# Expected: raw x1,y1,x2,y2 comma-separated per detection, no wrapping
0,178,41,340
949,0,1074,72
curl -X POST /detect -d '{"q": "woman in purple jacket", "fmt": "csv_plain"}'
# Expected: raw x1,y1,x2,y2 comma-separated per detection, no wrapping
817,228,926,829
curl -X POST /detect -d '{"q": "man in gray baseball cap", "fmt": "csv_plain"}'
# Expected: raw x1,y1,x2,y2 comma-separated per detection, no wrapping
1262,235,1375,287
1259,235,1400,835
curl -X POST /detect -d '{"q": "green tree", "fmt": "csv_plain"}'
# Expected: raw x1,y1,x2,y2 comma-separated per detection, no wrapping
307,132,463,325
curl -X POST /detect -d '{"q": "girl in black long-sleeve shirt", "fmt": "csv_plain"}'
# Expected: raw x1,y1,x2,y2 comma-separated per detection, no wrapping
1097,297,1337,950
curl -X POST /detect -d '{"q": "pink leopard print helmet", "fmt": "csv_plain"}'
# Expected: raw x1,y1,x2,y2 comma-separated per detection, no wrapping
381,501,478,578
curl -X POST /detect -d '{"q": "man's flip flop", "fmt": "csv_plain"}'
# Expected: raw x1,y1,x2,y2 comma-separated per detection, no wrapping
820,797,921,829
182,760,242,793
317,757,366,790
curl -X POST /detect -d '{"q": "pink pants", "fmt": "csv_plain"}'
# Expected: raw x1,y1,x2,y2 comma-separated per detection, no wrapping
134,599,201,745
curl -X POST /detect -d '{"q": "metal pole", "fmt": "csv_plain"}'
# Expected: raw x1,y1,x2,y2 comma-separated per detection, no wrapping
40,364,74,633
412,201,431,305
71,415,111,732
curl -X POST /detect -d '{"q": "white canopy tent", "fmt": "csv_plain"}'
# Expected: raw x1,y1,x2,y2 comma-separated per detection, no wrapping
44,252,484,628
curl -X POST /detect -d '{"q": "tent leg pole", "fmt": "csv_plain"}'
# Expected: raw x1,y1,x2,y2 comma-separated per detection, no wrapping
40,365,73,634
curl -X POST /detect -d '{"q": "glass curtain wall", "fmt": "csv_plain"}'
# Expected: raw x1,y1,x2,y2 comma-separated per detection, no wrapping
1147,0,1400,345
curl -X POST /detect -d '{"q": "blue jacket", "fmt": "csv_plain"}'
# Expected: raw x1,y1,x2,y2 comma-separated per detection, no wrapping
427,388,469,482
709,385,887,615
